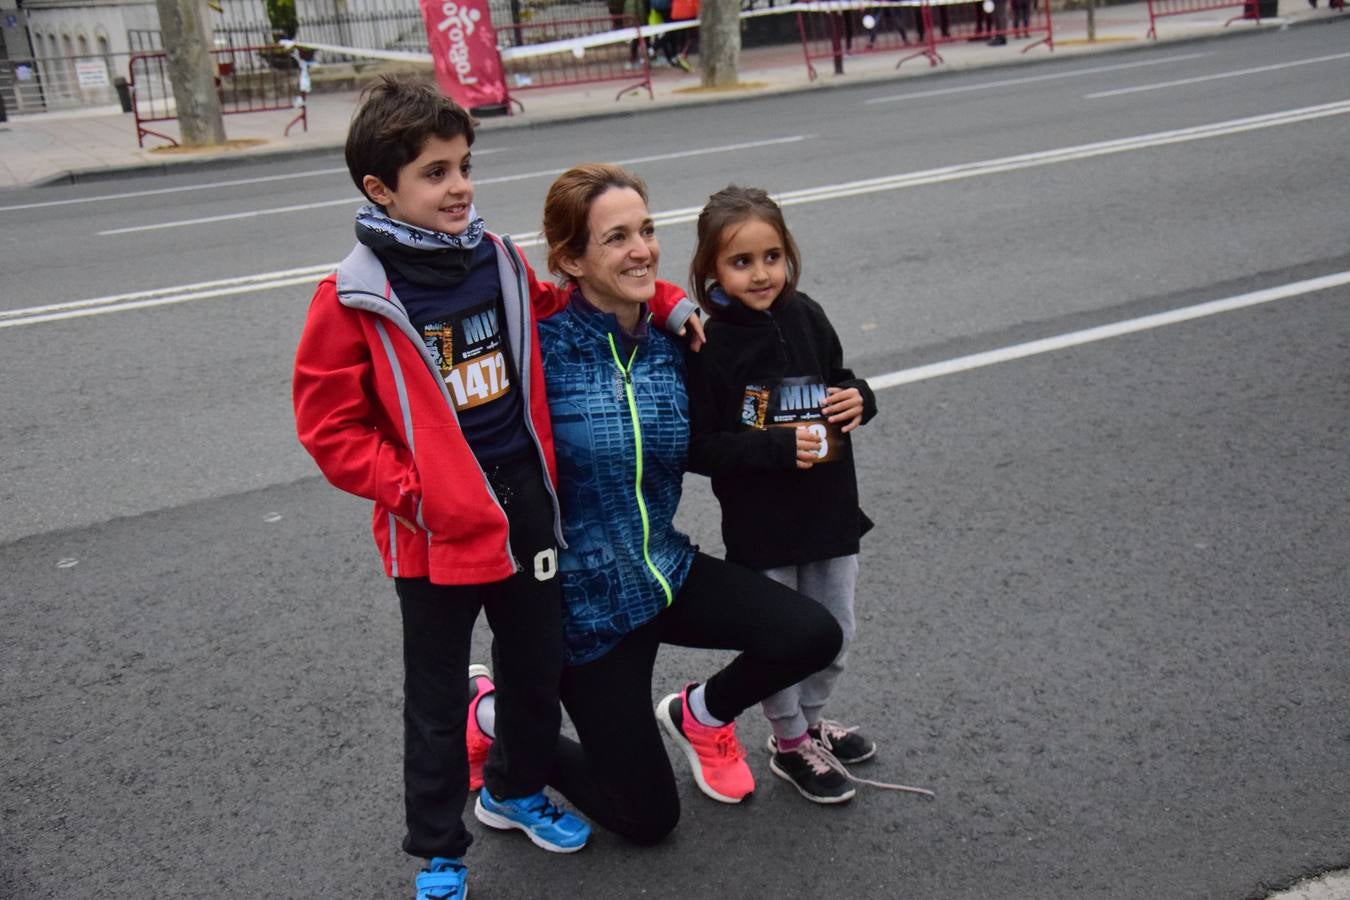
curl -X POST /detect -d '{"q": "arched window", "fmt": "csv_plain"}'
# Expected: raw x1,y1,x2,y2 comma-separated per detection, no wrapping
77,34,90,57
61,34,77,99
96,34,113,83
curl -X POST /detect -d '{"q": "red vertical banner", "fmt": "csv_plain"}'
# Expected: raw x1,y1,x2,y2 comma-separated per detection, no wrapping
420,0,507,108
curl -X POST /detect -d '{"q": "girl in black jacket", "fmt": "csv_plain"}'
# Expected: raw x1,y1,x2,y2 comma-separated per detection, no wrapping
685,186,894,805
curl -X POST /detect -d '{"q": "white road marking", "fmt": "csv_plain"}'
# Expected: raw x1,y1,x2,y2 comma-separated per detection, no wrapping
1085,51,1350,98
5,100,1347,329
0,266,333,328
867,270,1350,391
503,99,1350,242
864,52,1214,104
0,149,511,214
94,135,815,236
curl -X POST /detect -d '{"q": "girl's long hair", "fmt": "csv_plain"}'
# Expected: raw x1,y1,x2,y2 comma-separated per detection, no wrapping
689,185,801,314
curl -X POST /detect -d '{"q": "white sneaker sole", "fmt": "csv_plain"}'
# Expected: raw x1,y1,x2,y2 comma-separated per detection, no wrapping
655,693,749,804
767,756,857,805
473,795,587,854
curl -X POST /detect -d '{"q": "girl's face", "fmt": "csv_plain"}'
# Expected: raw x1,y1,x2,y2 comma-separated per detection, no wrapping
560,186,659,325
714,216,787,312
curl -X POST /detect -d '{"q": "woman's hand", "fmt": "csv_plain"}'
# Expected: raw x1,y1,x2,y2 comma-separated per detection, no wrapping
823,386,864,433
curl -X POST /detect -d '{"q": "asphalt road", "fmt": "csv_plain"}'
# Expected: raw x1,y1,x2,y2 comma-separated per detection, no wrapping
2,21,1348,899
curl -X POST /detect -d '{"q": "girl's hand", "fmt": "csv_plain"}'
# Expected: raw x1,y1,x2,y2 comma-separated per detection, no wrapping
394,515,418,532
795,426,822,469
823,386,864,433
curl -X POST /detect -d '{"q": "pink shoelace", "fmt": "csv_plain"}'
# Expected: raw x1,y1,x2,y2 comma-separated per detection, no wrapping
791,737,935,798
814,718,862,753
699,723,746,763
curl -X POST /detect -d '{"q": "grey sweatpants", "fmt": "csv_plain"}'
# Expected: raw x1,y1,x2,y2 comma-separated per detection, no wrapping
758,554,859,741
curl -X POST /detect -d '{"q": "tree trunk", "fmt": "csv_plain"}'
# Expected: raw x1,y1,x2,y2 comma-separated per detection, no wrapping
155,0,226,146
700,0,741,88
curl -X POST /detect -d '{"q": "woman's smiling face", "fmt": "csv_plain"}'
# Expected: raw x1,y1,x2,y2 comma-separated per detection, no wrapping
562,186,659,325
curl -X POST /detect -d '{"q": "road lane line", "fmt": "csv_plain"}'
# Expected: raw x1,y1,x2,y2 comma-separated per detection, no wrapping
7,100,1348,329
96,196,365,233
0,150,511,213
864,52,1214,104
867,271,1350,391
1085,51,1350,98
97,98,1350,239
95,135,815,236
0,167,349,213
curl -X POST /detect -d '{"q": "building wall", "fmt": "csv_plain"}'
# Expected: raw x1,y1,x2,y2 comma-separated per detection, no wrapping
22,0,158,58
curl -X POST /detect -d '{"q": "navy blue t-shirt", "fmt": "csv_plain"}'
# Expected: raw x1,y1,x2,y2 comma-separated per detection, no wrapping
385,241,531,464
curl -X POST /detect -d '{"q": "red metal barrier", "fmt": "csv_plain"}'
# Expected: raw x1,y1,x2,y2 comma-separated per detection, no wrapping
795,2,923,77
498,15,652,113
128,47,308,148
796,0,1051,79
1144,0,1258,38
915,0,1053,64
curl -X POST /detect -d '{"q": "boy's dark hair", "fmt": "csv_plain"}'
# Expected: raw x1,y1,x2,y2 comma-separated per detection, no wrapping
689,185,801,314
345,75,476,202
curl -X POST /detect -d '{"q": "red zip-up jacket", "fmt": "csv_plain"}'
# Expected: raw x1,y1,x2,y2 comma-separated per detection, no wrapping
293,233,696,586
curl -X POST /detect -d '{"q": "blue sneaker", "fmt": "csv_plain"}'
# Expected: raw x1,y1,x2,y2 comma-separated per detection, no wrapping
474,789,590,853
415,857,466,900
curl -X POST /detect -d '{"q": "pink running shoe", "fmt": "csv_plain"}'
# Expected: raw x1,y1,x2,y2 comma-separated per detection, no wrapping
466,664,494,791
656,685,754,803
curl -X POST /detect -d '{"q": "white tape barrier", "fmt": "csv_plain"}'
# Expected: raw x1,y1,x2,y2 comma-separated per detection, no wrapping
281,1,943,67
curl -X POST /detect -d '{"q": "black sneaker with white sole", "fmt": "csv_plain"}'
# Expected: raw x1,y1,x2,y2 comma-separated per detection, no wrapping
809,720,877,765
768,740,856,804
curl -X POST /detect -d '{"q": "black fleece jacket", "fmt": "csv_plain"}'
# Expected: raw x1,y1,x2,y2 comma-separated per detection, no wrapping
685,289,876,570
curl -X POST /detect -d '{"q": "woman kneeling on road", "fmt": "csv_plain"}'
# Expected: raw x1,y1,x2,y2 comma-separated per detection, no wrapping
468,162,843,845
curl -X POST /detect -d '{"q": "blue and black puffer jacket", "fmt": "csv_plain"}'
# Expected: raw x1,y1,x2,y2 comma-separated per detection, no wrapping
538,297,697,665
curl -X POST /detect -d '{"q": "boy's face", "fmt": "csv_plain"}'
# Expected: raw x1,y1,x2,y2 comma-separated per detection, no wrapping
362,133,475,235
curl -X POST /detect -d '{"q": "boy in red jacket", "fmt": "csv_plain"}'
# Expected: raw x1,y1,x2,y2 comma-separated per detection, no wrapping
293,75,696,900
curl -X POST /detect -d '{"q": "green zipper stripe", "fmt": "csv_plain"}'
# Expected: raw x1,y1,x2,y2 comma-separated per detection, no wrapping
608,333,674,607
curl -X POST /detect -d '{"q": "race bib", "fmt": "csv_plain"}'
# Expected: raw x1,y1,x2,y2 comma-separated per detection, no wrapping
422,299,512,412
739,376,843,463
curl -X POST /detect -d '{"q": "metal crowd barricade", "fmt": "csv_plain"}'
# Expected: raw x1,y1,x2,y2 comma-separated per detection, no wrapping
795,0,926,77
1,53,137,115
128,46,309,147
1144,0,1258,38
498,15,652,113
795,0,1051,79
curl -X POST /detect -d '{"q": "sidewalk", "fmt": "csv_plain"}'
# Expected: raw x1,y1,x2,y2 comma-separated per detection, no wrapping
0,0,1342,189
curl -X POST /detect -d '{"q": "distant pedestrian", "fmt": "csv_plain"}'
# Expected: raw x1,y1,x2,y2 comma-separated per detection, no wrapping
986,0,1009,44
683,186,933,803
647,0,692,70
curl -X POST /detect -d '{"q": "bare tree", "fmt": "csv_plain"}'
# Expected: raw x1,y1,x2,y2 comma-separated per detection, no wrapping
155,0,226,145
700,0,741,87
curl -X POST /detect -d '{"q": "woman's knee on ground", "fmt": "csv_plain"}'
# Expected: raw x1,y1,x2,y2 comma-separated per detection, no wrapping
608,793,680,846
